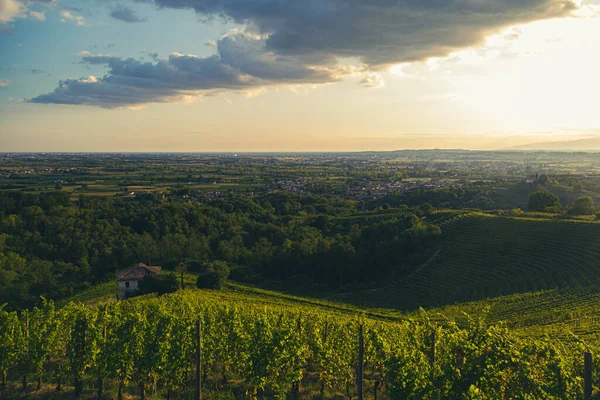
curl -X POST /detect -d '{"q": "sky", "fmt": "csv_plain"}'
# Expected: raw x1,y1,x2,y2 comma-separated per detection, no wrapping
1,0,600,152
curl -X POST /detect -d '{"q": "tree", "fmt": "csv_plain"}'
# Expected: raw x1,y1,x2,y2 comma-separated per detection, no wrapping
569,196,595,215
134,233,159,266
196,270,224,290
419,203,433,216
196,260,231,290
573,183,584,193
138,274,178,296
206,260,231,280
527,190,561,212
175,263,188,289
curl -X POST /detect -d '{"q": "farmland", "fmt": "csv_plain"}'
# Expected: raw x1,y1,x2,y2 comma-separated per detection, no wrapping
339,213,600,310
1,283,599,399
3,151,600,398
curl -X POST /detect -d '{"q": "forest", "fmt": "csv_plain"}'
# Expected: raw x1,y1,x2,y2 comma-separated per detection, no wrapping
0,191,440,309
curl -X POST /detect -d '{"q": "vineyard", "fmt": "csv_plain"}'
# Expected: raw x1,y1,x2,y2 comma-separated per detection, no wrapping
4,212,600,398
343,213,600,310
1,288,599,399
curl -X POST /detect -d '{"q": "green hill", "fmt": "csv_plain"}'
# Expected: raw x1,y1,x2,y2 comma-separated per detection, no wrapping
62,213,600,340
336,213,600,310
61,269,600,344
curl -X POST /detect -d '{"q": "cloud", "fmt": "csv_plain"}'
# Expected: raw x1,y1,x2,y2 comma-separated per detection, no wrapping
110,4,147,23
28,68,48,75
360,71,385,88
0,0,25,23
0,79,11,87
29,32,345,108
60,9,85,26
0,0,53,26
29,10,45,20
142,0,579,67
32,0,581,108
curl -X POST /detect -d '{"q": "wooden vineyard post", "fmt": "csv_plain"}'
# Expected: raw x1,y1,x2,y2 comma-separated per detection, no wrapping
74,318,87,399
320,321,329,397
357,324,364,400
23,313,28,391
195,319,202,400
97,326,106,397
430,330,436,397
292,317,302,399
56,364,62,393
584,352,592,400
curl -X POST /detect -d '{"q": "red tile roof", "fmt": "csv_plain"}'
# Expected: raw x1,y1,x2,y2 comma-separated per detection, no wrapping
117,263,162,281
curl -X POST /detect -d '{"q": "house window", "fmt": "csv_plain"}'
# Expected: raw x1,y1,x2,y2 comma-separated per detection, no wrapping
125,281,130,288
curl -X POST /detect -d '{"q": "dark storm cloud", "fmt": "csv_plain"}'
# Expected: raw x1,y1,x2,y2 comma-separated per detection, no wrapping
28,33,343,108
30,0,579,107
110,4,147,23
143,0,577,66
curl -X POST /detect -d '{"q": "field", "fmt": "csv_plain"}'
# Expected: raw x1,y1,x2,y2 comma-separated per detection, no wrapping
57,276,600,342
333,213,600,311
2,281,600,400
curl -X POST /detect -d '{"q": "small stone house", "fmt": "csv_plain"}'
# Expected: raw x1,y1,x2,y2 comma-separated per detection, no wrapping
117,263,162,299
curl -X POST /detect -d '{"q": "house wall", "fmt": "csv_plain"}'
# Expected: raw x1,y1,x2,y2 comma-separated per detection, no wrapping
118,279,139,299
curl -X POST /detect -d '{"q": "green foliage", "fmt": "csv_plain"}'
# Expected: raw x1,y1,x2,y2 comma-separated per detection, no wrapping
537,174,550,185
385,319,583,399
205,260,231,279
0,304,23,386
419,202,434,215
175,262,189,289
65,303,98,395
1,290,597,399
0,191,441,309
360,213,600,310
569,196,596,215
18,299,64,388
527,190,561,212
138,274,178,296
196,270,224,290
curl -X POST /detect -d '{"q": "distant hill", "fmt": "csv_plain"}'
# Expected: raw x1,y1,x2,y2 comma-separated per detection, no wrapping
508,137,600,151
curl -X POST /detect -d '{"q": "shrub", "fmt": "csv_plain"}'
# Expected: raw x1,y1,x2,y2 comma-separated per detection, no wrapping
569,196,595,215
527,190,561,212
205,260,230,279
138,274,178,296
196,270,223,290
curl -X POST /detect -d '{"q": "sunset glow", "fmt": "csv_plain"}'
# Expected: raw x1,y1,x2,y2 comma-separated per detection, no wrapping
1,0,600,151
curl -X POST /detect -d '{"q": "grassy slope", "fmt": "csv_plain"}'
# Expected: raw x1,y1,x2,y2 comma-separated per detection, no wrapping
60,212,600,341
60,277,407,322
